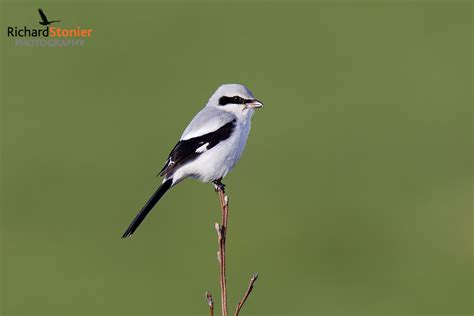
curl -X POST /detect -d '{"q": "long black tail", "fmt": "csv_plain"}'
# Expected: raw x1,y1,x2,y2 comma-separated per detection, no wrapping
121,179,172,238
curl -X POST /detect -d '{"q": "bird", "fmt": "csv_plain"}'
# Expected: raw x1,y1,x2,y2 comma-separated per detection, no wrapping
38,8,61,26
122,84,263,238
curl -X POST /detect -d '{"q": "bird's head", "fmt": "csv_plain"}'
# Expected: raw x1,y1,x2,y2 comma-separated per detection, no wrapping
207,84,263,116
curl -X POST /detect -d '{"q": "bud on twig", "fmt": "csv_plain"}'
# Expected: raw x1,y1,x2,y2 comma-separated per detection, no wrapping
205,291,214,316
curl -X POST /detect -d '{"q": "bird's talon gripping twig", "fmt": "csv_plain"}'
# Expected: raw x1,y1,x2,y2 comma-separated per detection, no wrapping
213,179,226,193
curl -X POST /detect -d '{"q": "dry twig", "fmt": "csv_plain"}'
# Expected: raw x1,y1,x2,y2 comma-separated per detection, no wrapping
215,184,229,316
206,181,259,316
234,274,258,316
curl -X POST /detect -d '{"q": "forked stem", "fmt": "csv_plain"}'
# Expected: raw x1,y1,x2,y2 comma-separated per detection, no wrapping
205,181,259,316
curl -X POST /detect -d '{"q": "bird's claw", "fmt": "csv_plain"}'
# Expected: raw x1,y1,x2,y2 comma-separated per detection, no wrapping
213,179,226,193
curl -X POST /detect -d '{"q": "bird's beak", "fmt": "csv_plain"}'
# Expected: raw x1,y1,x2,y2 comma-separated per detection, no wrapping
246,99,264,109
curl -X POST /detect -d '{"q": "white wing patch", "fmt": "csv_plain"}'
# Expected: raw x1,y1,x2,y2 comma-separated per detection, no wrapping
195,142,209,153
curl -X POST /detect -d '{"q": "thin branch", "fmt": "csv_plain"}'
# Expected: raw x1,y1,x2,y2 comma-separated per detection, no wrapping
205,291,214,316
234,274,259,316
215,185,229,316
207,180,259,316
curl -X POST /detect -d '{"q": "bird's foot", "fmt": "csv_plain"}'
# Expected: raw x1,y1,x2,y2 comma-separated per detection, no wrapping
213,179,226,193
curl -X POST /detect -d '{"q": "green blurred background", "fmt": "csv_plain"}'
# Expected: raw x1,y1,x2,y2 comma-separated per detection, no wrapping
1,1,472,315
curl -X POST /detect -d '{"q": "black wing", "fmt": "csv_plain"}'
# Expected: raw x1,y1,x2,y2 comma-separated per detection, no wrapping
159,119,236,177
38,9,49,23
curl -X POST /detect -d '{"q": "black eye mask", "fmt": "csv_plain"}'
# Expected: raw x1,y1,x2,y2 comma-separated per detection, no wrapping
218,95,251,106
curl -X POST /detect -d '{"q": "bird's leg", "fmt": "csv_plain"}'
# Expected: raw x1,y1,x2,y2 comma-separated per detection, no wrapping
212,179,226,193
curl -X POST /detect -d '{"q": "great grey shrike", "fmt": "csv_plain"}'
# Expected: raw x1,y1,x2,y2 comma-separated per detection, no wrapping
122,84,263,238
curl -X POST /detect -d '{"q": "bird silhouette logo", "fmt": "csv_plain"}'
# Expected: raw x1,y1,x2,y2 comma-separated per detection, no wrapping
38,8,61,26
